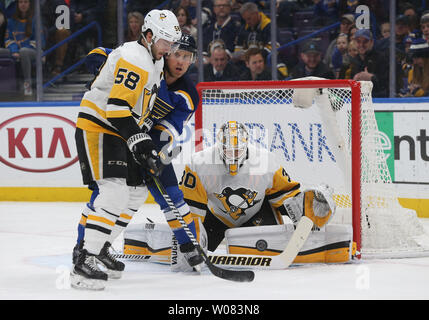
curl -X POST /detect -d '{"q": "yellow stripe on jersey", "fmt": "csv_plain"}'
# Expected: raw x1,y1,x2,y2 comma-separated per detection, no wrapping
179,165,208,207
87,214,116,226
86,131,101,181
88,48,109,57
109,57,148,110
176,90,195,111
81,99,107,119
265,168,300,208
76,117,123,139
106,109,133,118
120,213,133,220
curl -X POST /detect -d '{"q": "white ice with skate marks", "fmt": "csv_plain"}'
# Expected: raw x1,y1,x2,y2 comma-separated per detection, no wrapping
1,202,429,299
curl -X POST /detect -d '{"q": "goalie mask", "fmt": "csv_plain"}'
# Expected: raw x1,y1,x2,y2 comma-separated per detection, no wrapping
216,121,249,176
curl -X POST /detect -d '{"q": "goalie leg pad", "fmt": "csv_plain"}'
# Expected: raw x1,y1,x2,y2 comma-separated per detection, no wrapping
171,217,207,272
124,222,172,262
123,217,208,271
225,223,353,263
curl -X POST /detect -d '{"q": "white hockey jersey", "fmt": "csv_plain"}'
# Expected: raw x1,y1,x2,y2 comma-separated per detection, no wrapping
179,144,301,228
76,41,164,137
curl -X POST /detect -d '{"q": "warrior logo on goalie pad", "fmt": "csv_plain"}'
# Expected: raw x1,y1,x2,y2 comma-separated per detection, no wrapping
215,187,260,220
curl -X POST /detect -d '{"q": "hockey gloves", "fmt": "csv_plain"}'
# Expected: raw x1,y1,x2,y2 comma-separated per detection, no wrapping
127,133,163,176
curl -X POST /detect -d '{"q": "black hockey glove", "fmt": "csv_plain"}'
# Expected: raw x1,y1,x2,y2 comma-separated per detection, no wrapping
127,133,163,176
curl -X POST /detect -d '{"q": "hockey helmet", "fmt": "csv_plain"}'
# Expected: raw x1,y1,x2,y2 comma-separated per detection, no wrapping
175,33,197,63
142,9,182,45
217,121,249,176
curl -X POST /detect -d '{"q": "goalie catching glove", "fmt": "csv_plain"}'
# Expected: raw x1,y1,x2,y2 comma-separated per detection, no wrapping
127,133,163,176
281,184,336,228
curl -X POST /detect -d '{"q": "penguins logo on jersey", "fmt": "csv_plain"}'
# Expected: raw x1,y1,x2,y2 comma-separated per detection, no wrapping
214,187,260,220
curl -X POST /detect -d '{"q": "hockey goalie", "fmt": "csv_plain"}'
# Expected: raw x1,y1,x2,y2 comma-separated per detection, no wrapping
124,121,352,270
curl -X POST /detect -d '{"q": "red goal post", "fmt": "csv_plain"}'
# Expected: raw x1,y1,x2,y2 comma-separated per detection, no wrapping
195,79,429,259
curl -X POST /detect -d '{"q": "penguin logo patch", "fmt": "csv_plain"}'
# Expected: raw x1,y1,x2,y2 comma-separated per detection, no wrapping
214,187,260,220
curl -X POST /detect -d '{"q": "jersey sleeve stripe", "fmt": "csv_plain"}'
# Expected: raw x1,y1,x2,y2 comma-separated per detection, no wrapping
107,98,132,108
81,98,107,118
76,114,123,139
88,47,109,57
265,183,300,200
183,198,208,211
176,90,195,111
106,109,133,118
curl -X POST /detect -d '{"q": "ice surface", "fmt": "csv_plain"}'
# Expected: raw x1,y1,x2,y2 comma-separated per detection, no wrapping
1,202,429,300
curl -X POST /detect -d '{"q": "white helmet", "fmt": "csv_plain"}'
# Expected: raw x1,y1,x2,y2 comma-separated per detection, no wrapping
217,121,249,176
142,9,182,44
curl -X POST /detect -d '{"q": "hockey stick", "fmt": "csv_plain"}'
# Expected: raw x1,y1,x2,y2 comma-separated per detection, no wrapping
150,175,255,282
115,216,314,270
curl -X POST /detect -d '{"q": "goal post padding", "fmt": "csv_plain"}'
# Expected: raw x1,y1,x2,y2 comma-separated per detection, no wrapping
195,79,429,259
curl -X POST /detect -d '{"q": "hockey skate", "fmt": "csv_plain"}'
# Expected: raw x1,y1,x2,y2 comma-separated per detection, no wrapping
72,241,83,265
71,249,108,291
180,242,204,272
95,242,125,279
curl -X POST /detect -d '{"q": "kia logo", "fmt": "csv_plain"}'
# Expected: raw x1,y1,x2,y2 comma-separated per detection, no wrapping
0,113,78,172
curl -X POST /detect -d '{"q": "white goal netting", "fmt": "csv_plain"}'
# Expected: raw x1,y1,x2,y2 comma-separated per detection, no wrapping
196,79,429,259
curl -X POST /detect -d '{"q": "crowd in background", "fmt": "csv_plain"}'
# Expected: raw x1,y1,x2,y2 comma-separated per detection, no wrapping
1,0,429,98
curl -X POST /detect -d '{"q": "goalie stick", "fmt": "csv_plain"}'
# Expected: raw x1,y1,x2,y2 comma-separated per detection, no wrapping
115,216,314,270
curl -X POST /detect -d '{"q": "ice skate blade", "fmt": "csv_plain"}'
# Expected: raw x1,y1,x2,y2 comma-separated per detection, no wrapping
105,269,122,280
70,272,106,291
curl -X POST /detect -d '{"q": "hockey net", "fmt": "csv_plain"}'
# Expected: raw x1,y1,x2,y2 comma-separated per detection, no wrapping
195,79,429,259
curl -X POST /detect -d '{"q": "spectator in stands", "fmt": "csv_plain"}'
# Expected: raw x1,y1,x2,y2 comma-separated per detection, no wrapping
338,38,358,79
233,2,273,64
348,24,357,41
202,0,240,58
0,6,8,52
289,40,335,79
42,0,71,77
324,14,354,68
401,2,418,19
170,0,213,27
5,0,42,96
203,41,239,81
400,37,429,97
125,11,144,42
126,0,160,17
349,29,388,97
0,0,16,18
239,47,272,80
330,33,349,78
174,6,197,40
421,13,429,42
380,22,390,39
395,15,412,53
68,0,104,59
312,0,340,26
